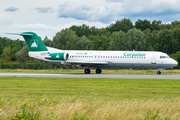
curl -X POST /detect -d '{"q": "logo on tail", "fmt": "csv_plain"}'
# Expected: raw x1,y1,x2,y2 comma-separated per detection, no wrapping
31,40,38,48
6,32,48,51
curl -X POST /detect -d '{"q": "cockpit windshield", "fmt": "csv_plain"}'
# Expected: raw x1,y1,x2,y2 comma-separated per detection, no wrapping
160,56,170,59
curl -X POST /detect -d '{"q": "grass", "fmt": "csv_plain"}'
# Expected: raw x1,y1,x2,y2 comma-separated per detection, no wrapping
0,68,180,74
0,77,180,119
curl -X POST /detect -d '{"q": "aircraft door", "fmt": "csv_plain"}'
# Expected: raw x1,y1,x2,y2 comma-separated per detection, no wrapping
151,55,156,64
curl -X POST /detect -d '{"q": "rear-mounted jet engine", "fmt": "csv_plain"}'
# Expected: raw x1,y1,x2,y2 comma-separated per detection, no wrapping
45,52,69,60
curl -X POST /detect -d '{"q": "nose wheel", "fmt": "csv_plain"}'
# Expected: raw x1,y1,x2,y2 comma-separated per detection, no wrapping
157,71,161,75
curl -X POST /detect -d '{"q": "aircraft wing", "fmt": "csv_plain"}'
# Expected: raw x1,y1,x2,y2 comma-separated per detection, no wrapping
66,61,109,65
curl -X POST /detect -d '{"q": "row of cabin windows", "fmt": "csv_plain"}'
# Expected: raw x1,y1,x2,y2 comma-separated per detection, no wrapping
70,56,93,58
69,55,146,59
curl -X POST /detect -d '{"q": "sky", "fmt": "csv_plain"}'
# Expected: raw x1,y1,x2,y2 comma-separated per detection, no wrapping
1,0,180,40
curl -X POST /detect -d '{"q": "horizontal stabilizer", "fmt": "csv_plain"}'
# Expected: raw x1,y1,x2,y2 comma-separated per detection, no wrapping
5,33,33,36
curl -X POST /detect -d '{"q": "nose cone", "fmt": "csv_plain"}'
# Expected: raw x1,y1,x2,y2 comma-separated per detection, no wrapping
172,59,178,67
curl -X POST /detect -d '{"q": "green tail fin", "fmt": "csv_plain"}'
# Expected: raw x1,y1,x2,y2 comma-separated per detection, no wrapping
21,32,48,52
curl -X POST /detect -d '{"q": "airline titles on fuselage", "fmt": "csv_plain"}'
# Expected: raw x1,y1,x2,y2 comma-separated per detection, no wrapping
123,52,146,57
74,52,146,57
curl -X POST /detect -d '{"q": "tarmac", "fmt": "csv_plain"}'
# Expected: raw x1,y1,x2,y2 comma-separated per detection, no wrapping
0,73,180,79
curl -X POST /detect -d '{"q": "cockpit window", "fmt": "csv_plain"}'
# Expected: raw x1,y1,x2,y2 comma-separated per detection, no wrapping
160,56,170,59
160,56,165,59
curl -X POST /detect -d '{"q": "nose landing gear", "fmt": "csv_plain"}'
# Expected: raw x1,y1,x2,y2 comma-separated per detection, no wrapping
157,70,161,75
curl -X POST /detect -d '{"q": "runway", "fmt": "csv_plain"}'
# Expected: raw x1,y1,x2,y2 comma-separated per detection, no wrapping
0,73,180,79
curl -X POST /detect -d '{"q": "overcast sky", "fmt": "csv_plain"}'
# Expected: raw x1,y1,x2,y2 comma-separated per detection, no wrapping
1,0,180,40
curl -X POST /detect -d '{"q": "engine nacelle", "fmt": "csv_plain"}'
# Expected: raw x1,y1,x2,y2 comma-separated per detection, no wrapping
46,52,69,61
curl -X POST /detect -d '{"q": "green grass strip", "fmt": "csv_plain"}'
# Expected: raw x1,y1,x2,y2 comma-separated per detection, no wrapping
0,77,180,101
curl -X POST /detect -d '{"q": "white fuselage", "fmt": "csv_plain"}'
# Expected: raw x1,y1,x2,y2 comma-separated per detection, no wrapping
28,47,178,70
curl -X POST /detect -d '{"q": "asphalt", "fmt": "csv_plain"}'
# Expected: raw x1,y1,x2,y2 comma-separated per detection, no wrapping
0,73,180,79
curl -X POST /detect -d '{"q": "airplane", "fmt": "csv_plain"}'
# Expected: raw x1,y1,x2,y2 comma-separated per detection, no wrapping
7,32,178,74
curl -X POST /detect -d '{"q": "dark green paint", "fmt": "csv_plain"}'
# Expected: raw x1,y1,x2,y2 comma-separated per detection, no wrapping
21,32,48,52
49,52,65,60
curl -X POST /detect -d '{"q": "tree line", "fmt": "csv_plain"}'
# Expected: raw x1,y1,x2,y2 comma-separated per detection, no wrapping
1,18,180,69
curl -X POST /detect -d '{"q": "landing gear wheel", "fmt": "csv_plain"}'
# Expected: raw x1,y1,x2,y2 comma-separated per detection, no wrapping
157,71,161,75
96,69,102,74
84,69,90,74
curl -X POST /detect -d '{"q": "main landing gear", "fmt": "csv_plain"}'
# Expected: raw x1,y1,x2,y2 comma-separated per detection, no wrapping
84,69,102,74
96,69,102,74
157,70,161,75
84,69,91,74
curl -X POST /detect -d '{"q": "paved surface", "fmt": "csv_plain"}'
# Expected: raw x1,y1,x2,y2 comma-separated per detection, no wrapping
0,73,180,79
